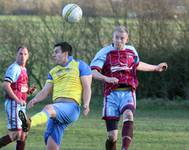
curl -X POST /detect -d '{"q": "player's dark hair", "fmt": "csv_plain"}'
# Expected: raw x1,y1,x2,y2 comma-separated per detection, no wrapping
16,46,28,52
54,42,72,56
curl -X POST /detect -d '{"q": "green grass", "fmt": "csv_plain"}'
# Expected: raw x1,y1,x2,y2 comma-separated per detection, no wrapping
1,99,189,150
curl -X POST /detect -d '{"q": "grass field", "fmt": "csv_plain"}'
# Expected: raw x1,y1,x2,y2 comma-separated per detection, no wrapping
0,99,189,150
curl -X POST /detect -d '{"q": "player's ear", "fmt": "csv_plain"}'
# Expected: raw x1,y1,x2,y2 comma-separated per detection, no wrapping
126,38,129,43
63,51,69,56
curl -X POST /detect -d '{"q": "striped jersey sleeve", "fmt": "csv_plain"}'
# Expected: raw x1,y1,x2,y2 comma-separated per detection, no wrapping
4,63,21,83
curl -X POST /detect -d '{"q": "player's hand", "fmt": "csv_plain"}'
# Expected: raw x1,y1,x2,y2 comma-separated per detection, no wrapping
27,98,37,109
83,104,90,116
27,84,36,95
104,77,119,84
155,62,168,72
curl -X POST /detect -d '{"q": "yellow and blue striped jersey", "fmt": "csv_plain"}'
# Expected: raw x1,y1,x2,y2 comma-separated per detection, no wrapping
46,56,91,105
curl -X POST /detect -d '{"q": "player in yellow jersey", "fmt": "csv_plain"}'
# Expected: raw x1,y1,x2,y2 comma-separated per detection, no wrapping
19,42,92,150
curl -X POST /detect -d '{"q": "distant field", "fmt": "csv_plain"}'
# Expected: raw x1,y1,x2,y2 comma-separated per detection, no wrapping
0,99,189,150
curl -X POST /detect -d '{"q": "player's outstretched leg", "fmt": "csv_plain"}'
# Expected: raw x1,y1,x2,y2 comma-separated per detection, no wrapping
18,110,31,132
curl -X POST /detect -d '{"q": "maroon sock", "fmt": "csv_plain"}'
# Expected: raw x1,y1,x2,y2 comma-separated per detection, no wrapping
105,139,116,150
0,134,12,148
16,140,25,150
122,121,133,150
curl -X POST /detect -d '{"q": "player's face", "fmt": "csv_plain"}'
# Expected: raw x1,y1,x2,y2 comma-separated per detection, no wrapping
16,48,29,67
53,46,68,65
112,31,128,50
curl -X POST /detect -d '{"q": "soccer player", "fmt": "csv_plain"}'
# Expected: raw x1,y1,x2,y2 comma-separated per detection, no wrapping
19,42,92,150
0,46,35,150
90,26,168,150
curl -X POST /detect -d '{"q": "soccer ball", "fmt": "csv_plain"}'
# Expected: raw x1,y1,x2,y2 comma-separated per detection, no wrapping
62,4,83,23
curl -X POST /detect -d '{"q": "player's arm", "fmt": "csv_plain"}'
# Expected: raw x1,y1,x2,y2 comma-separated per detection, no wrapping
27,82,53,109
92,69,119,84
80,75,92,116
90,47,118,84
2,81,25,105
78,60,93,116
137,61,168,72
91,69,106,81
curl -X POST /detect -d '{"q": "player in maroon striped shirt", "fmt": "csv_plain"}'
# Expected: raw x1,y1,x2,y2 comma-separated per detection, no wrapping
0,46,35,150
90,26,168,150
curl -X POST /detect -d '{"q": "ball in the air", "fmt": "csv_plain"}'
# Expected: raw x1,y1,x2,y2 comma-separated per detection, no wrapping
62,3,82,23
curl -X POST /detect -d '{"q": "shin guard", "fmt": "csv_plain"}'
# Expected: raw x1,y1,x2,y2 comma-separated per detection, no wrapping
121,121,133,150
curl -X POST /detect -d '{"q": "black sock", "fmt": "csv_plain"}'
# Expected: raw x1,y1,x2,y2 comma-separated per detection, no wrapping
106,139,116,150
0,134,12,148
122,121,133,150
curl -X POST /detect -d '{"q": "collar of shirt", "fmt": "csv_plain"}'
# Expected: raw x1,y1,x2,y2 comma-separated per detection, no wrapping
61,56,73,67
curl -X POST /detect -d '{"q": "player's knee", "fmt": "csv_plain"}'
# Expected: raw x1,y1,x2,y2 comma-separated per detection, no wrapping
43,104,56,118
123,109,133,122
107,132,118,142
8,131,19,141
108,135,117,142
19,133,27,142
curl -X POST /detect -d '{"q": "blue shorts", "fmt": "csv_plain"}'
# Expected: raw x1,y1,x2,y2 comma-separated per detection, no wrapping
102,90,136,120
44,101,80,145
4,99,26,130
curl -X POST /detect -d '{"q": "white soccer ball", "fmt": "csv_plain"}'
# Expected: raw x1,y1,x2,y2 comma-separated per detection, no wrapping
62,4,83,23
